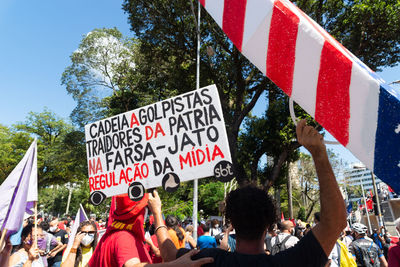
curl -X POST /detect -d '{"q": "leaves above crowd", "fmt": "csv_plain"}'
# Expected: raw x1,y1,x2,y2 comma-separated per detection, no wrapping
0,109,87,186
0,125,32,182
158,177,226,220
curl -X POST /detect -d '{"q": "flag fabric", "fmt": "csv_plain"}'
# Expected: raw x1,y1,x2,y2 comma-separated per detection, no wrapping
388,186,395,193
346,202,353,214
0,139,38,237
198,0,400,193
107,196,116,228
62,204,88,262
280,212,284,222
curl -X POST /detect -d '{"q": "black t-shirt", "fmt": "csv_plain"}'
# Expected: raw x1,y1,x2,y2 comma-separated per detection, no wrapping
178,231,327,267
48,229,69,263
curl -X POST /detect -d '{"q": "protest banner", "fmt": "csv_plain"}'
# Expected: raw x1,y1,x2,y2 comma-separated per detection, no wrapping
85,84,233,205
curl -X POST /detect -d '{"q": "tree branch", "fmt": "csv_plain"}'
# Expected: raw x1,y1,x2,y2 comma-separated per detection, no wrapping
233,80,267,131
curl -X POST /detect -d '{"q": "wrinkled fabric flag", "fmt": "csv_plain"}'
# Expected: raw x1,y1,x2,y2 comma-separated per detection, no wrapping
107,196,116,227
62,204,88,262
346,202,353,214
198,0,400,193
0,139,38,237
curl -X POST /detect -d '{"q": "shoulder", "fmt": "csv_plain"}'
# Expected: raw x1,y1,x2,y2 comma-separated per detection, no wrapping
389,244,400,257
10,250,24,264
111,230,136,241
194,248,227,259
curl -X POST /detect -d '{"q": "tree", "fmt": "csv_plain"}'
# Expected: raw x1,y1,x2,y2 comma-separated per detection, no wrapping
0,125,32,183
38,182,111,218
14,109,86,186
121,0,281,186
64,0,400,190
297,153,320,220
62,28,139,127
121,0,400,187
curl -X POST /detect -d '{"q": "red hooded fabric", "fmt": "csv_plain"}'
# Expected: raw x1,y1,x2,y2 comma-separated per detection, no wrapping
89,194,151,267
108,193,149,241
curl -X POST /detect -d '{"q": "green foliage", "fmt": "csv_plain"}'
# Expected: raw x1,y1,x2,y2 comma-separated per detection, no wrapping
62,28,139,127
13,109,86,186
0,125,32,183
198,180,225,217
158,181,194,221
38,182,110,218
53,0,400,216
346,184,363,200
297,206,306,222
158,178,225,221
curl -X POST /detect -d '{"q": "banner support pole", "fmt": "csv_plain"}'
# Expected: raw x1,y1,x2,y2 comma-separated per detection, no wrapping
192,0,201,242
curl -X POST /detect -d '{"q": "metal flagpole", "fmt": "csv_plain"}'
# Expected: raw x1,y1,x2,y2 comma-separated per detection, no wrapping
360,178,372,234
191,0,201,242
371,171,384,228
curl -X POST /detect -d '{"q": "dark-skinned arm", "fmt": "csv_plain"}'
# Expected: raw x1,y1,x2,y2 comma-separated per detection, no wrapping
147,190,178,262
296,120,347,256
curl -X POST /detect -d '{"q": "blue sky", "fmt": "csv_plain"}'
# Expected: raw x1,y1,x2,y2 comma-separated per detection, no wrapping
1,0,399,166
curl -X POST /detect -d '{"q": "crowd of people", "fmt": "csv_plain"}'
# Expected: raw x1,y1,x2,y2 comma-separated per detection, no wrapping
1,120,400,266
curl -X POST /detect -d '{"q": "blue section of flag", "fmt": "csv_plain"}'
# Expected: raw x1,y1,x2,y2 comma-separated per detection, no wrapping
374,86,400,194
346,202,353,214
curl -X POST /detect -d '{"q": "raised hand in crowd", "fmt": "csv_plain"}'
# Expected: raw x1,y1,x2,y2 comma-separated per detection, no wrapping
296,119,347,256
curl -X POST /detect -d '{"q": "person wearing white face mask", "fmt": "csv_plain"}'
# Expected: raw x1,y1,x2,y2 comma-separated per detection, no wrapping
210,219,221,237
48,218,68,267
61,221,97,267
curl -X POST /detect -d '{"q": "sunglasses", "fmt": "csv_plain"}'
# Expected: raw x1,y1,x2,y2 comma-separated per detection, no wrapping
80,231,96,235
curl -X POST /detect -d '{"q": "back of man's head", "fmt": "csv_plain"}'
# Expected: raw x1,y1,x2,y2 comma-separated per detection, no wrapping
225,185,277,241
40,221,50,232
314,212,321,223
202,224,210,233
280,220,294,232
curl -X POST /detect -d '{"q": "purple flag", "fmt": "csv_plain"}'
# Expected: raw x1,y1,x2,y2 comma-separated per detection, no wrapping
62,204,88,261
0,139,38,237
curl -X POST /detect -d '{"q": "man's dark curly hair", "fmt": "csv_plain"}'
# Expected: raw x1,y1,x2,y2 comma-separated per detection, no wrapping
225,185,277,241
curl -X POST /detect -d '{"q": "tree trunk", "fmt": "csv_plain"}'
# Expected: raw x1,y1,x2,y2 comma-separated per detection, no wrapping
305,199,319,221
287,173,293,219
265,150,288,189
274,186,281,217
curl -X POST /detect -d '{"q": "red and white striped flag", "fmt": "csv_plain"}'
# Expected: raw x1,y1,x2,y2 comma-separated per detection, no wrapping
199,0,400,193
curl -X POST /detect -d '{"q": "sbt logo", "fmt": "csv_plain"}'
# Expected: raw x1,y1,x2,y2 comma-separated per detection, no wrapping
214,161,235,182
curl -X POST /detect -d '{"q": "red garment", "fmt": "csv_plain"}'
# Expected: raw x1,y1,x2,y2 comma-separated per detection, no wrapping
108,196,116,227
89,230,151,267
388,243,400,267
89,194,151,267
58,222,65,230
144,235,162,264
366,199,373,211
197,225,204,237
391,236,400,244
